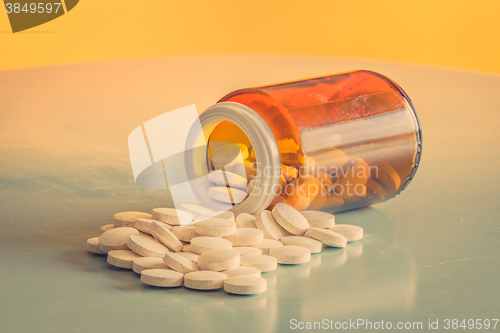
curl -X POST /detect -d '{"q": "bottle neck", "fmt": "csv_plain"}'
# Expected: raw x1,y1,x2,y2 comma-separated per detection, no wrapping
185,101,280,215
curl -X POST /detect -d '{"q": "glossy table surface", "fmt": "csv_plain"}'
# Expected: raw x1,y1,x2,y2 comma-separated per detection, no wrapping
1,56,499,332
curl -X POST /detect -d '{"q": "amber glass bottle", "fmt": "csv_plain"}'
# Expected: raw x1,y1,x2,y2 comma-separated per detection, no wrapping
186,70,422,215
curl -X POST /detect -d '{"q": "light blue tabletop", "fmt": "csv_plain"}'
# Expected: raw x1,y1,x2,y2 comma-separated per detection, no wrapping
0,56,499,332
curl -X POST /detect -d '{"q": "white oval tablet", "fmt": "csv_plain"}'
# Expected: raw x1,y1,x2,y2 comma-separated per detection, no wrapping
211,143,249,169
209,186,247,204
252,239,283,255
163,252,199,274
230,162,246,179
127,234,169,258
141,269,183,287
305,227,347,248
281,236,322,253
300,210,336,228
208,170,248,190
177,251,200,263
240,254,278,272
107,250,142,269
151,208,193,226
113,211,152,228
87,237,105,254
194,218,237,237
171,226,199,242
327,224,363,241
256,210,289,240
231,160,256,182
272,203,310,235
184,271,227,290
235,213,257,229
100,224,115,233
224,228,264,246
149,221,184,252
223,266,261,278
224,276,267,295
197,249,240,272
134,218,169,234
269,245,311,264
132,257,168,274
99,227,139,253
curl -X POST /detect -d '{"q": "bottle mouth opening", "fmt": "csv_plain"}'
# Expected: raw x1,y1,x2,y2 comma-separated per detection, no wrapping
389,94,423,199
184,101,281,216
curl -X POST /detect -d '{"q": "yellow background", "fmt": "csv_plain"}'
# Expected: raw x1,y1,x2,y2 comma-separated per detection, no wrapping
1,0,499,74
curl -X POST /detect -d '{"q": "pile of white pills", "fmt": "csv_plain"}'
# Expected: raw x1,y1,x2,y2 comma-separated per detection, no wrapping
87,203,363,295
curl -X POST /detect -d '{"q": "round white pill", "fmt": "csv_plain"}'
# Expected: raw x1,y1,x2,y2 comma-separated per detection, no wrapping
177,251,200,263
327,224,363,241
252,239,283,255
163,252,199,274
230,161,255,182
100,224,115,233
184,271,227,290
272,203,310,235
305,227,347,248
151,208,193,226
149,221,184,252
208,170,248,190
236,213,257,229
211,143,249,169
99,227,139,253
132,257,168,274
197,249,240,271
224,228,264,246
240,254,278,272
171,226,199,242
209,186,247,204
233,247,262,256
107,250,142,269
87,237,105,254
224,276,267,295
194,218,237,237
180,204,214,218
300,210,336,228
256,210,289,240
269,245,311,264
113,211,152,228
134,218,170,234
222,266,261,278
281,236,322,253
141,269,183,287
127,234,169,258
